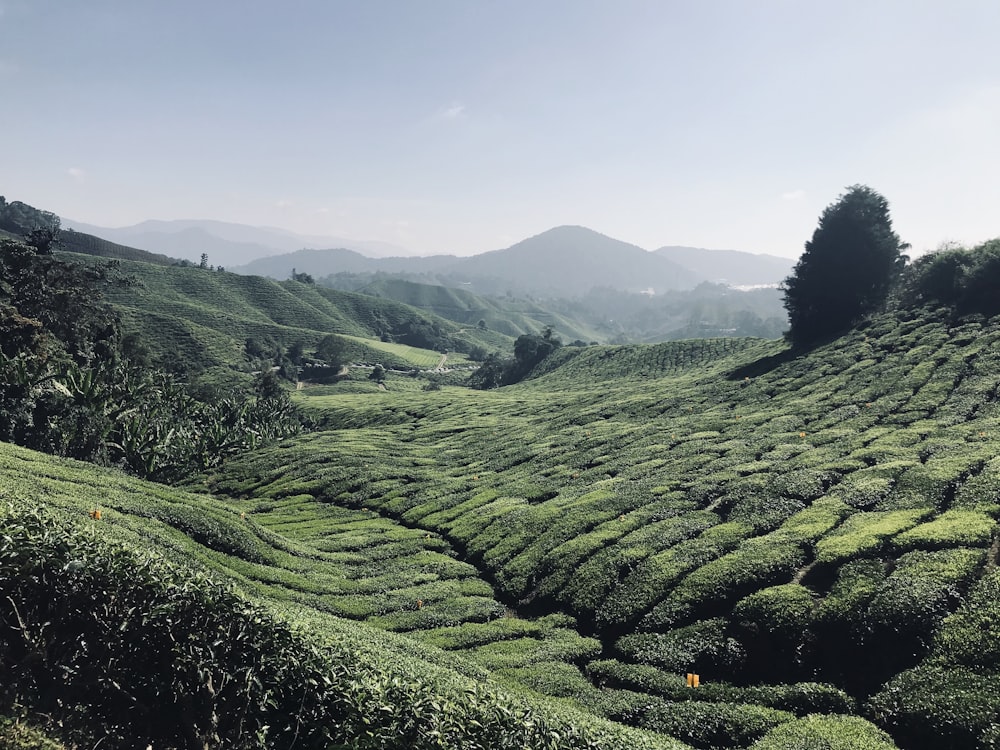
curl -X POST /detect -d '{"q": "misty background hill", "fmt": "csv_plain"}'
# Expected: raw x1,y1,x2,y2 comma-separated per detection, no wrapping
232,225,789,293
58,215,792,342
655,245,794,287
61,218,412,268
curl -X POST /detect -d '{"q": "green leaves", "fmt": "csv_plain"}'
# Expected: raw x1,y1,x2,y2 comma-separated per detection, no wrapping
783,185,906,347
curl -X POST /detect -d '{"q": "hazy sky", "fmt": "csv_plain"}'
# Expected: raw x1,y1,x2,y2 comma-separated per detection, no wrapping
2,1,998,258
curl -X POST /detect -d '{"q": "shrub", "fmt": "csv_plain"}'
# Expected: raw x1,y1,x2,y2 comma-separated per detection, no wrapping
636,699,793,749
750,714,898,750
867,665,1000,750
0,502,674,750
0,718,66,750
732,584,816,680
931,568,1000,671
617,619,745,675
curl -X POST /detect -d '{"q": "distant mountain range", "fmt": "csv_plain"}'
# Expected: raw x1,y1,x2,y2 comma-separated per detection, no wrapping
232,226,794,297
62,219,795,292
654,246,795,287
61,218,412,269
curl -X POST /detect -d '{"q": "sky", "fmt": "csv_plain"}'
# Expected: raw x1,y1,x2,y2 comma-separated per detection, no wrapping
2,0,999,259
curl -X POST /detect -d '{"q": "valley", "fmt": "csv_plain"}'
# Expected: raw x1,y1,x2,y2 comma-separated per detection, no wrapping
2,197,999,749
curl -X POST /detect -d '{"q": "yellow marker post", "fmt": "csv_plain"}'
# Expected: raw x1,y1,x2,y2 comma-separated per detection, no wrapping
686,673,700,688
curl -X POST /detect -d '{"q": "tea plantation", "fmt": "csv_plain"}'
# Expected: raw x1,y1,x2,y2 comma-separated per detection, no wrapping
4,304,1000,748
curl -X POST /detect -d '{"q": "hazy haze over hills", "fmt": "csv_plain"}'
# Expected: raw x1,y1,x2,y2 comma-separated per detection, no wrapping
62,218,413,268
655,246,795,286
232,225,789,295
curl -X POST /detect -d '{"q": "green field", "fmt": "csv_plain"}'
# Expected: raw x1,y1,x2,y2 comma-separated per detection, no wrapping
5,247,1000,748
68,253,510,378
210,309,1000,749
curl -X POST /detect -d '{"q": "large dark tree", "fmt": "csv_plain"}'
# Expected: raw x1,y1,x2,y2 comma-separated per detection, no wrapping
783,185,907,346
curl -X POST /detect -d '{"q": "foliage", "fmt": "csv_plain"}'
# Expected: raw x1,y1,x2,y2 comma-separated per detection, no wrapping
0,717,66,750
469,329,562,388
902,238,1000,317
8,202,1000,750
0,196,60,237
750,715,898,750
783,186,907,346
867,665,1000,750
1,238,301,479
0,499,681,750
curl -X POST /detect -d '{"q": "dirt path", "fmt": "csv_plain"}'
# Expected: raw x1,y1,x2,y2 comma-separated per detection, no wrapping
436,353,448,369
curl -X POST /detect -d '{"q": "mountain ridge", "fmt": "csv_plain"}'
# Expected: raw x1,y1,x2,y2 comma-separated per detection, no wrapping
61,217,413,267
232,225,791,297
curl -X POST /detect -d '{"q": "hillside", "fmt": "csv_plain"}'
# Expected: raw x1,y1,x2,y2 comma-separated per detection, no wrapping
59,228,178,265
233,226,704,297
357,277,608,341
0,442,676,750
232,229,792,299
233,246,449,279
231,228,789,342
5,295,1000,746
62,218,412,266
65,254,512,379
452,226,701,296
6,215,1000,747
207,306,1000,749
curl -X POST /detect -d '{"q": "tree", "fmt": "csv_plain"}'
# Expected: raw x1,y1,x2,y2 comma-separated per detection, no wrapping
315,334,347,370
782,185,907,346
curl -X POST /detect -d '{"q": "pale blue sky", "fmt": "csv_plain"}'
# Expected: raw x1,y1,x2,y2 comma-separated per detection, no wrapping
2,0,998,258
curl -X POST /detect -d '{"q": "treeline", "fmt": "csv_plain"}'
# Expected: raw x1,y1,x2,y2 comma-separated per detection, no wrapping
782,186,1000,348
0,195,61,237
901,239,1000,317
468,329,564,389
1,234,300,481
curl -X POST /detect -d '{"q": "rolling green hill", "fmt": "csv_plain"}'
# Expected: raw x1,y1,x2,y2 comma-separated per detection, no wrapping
0,442,677,750
204,306,1000,749
64,254,512,379
358,277,607,341
6,227,1000,747
59,228,179,265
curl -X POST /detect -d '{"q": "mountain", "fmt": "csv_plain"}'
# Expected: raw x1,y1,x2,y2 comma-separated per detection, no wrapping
236,225,705,298
60,218,412,268
654,246,795,287
357,276,608,341
232,246,455,279
453,226,701,296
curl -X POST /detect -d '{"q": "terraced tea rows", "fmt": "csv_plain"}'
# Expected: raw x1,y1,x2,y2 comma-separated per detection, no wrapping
0,442,679,750
206,312,1000,749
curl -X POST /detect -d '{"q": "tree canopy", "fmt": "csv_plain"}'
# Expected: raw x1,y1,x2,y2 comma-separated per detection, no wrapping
783,185,907,346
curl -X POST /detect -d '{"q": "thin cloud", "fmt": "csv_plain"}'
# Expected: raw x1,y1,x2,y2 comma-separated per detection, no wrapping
441,102,466,120
782,189,805,201
275,198,293,208
67,167,86,182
